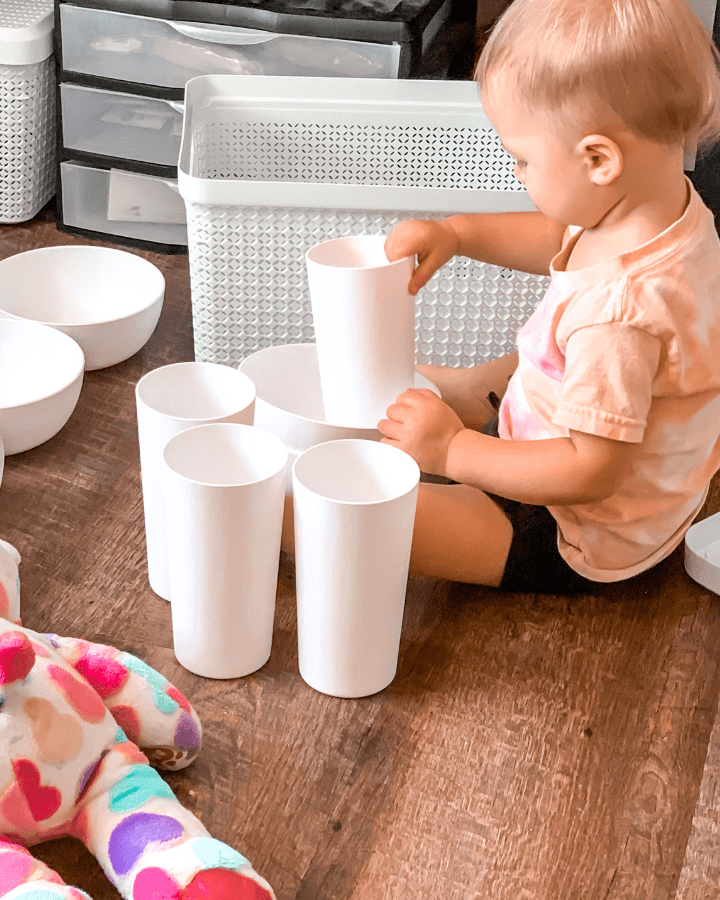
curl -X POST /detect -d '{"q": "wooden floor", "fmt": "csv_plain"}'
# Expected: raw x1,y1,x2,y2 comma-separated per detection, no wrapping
2,210,720,900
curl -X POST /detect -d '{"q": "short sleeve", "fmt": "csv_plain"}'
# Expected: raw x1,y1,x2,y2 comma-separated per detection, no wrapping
553,324,662,442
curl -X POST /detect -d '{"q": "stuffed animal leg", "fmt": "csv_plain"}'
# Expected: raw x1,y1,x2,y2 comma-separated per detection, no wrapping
73,741,274,899
45,634,203,771
0,539,275,900
0,838,92,900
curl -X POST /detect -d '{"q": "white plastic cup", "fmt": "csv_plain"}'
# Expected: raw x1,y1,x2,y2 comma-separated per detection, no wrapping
292,439,420,698
305,234,415,429
135,362,256,601
163,423,288,679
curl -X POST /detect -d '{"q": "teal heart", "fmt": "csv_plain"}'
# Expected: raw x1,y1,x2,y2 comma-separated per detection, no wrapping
109,764,174,812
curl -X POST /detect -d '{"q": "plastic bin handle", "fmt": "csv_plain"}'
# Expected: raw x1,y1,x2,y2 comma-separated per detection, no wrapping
165,22,277,46
163,100,185,115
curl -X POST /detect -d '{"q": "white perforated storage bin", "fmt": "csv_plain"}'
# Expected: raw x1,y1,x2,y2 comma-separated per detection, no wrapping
0,0,55,223
178,75,549,367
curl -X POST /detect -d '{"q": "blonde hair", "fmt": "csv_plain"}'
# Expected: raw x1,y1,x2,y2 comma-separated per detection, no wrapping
476,0,720,152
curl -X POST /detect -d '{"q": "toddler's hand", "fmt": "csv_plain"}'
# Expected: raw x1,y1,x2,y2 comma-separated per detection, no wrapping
384,219,460,295
378,389,464,476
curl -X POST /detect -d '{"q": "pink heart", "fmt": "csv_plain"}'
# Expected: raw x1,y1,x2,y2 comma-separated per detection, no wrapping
75,652,129,699
10,759,62,822
1,781,37,833
0,845,33,894
46,664,106,723
165,686,191,714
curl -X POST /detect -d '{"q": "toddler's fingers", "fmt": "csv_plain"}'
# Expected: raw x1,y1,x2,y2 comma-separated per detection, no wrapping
377,416,400,438
384,223,421,261
408,249,448,295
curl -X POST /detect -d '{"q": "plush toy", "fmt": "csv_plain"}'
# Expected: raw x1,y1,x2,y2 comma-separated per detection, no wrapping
0,537,275,900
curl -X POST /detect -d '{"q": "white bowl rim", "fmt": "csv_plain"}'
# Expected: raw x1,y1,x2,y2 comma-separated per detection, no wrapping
239,342,438,431
0,319,85,410
0,245,165,328
239,343,379,432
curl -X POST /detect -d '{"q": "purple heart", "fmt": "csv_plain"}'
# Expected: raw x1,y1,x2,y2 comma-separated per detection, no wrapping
174,711,201,751
108,812,184,875
77,750,110,802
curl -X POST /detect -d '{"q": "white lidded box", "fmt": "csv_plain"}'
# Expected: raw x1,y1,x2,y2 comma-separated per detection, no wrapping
178,74,549,368
0,0,55,223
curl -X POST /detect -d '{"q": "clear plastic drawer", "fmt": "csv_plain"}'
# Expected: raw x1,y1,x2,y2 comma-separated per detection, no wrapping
60,161,187,246
60,84,184,166
59,5,400,88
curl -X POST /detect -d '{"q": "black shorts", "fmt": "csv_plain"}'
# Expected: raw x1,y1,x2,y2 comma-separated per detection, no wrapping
488,492,597,593
482,414,597,594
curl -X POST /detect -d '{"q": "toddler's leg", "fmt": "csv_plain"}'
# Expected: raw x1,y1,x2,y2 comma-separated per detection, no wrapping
47,636,201,769
75,744,275,900
409,482,513,584
0,839,91,900
283,481,513,585
417,350,518,428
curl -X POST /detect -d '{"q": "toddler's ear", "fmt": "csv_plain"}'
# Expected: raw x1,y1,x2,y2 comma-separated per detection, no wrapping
0,538,22,625
579,134,623,185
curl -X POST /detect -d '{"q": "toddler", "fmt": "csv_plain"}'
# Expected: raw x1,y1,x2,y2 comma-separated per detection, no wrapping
379,0,720,591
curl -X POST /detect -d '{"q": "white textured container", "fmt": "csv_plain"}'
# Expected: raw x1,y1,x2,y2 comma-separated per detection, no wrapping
0,0,56,223
178,75,549,369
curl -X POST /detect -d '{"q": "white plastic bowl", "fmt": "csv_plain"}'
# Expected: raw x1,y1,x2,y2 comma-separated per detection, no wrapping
238,344,380,490
0,246,165,370
238,343,439,492
0,319,85,455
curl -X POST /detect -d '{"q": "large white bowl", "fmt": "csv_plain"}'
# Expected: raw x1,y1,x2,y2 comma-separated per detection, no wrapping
0,246,165,370
0,319,85,455
238,343,439,492
239,344,380,490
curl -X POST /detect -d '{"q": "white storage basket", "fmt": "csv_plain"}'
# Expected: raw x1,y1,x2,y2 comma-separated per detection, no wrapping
178,75,549,367
0,0,56,224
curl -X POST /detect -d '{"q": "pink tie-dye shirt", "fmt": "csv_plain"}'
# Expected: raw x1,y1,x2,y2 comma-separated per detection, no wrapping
498,180,720,581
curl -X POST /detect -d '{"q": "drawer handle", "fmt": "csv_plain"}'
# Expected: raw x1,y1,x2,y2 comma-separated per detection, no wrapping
166,22,277,46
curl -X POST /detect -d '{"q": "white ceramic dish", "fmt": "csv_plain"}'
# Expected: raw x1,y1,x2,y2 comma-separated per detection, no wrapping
238,343,439,490
0,245,165,370
0,319,85,455
685,511,720,595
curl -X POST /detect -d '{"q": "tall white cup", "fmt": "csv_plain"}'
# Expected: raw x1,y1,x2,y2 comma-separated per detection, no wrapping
305,234,415,429
135,362,256,601
292,439,420,698
163,423,288,679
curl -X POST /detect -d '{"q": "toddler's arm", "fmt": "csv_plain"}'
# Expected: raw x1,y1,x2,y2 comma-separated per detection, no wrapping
446,426,636,506
384,211,566,295
379,390,636,506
